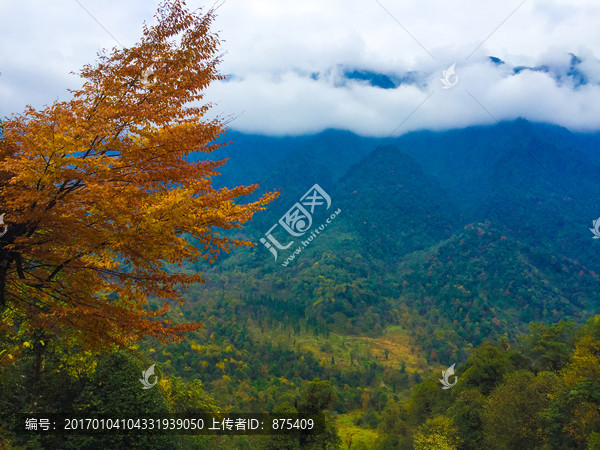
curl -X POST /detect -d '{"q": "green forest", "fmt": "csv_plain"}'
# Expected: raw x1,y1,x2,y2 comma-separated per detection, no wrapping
2,1,600,449
3,311,600,448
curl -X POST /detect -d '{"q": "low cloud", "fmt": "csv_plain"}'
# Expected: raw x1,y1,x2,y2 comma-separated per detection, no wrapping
1,0,599,136
207,53,600,136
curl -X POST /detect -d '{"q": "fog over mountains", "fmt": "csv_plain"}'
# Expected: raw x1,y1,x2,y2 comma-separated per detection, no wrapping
184,120,600,358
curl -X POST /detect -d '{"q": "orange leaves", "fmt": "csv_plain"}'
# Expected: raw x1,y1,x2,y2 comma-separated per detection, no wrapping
0,0,275,350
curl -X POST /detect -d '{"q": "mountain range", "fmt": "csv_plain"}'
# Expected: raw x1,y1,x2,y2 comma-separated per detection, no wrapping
183,119,600,363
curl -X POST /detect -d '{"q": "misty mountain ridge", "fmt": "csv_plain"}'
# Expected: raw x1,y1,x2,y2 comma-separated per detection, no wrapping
285,53,593,91
184,119,600,357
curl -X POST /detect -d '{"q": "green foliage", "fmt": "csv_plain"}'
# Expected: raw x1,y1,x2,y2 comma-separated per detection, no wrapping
482,371,561,449
445,389,485,450
66,351,176,449
523,321,576,372
0,348,220,449
298,379,336,415
4,121,600,449
376,315,600,449
413,415,461,450
460,344,514,395
298,379,341,450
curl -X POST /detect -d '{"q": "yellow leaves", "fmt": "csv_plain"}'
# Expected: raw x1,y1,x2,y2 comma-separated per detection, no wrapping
157,377,170,397
51,341,100,378
564,335,600,387
0,0,276,352
0,349,14,361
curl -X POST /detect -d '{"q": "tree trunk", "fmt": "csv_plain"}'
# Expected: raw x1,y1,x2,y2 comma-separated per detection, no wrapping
29,329,46,410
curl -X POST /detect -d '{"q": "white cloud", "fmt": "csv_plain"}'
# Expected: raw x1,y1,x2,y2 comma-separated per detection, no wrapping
1,0,599,136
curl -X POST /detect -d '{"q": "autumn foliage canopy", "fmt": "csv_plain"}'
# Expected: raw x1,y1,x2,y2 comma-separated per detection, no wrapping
0,1,275,351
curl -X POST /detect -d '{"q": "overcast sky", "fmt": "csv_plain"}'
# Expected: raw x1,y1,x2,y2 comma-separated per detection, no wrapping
1,0,599,136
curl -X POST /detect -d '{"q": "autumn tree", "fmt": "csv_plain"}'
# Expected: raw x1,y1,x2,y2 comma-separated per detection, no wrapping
482,370,561,449
553,319,600,447
413,415,461,450
0,1,275,353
